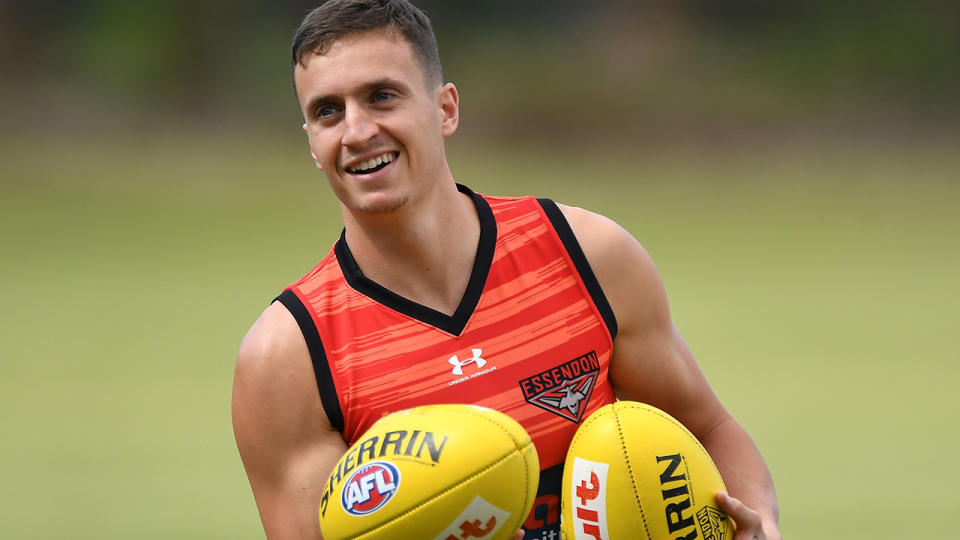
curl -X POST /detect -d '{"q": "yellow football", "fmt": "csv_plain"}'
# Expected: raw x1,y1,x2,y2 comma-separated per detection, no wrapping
561,401,732,540
318,403,539,540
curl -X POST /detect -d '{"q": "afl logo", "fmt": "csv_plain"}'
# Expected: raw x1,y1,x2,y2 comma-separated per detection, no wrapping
341,461,401,516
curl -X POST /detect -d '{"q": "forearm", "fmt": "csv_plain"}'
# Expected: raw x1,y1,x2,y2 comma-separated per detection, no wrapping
702,417,779,528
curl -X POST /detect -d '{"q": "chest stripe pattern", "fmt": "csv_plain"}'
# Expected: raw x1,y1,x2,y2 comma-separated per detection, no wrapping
276,185,618,538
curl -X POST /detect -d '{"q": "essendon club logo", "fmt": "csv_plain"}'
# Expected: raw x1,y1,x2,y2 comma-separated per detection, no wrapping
519,351,599,423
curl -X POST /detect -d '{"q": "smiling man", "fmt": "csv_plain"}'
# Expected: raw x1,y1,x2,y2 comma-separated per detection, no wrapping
231,1,780,539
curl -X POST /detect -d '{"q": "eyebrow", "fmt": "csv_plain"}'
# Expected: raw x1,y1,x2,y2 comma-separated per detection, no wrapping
304,78,408,117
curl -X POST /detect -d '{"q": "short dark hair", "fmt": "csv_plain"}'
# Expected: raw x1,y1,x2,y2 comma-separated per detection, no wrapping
292,0,443,88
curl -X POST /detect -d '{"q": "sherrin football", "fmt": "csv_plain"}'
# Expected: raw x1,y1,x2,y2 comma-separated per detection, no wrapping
561,401,733,540
318,403,539,540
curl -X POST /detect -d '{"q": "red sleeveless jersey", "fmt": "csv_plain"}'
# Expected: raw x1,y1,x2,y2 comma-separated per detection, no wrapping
276,184,617,537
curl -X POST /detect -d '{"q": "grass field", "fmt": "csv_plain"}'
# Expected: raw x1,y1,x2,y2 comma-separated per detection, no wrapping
1,133,958,538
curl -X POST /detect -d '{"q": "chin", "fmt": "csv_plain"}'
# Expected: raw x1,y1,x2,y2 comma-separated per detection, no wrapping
355,193,410,215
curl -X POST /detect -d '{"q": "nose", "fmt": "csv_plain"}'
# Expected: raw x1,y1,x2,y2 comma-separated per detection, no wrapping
341,106,379,148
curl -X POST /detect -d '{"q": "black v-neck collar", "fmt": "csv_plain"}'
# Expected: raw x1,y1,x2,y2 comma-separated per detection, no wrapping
334,183,497,336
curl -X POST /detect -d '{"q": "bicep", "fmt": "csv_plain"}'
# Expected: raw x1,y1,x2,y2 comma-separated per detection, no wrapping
608,318,729,440
246,438,346,540
232,303,347,539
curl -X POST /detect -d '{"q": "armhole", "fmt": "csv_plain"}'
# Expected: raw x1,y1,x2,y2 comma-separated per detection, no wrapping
536,198,619,340
273,289,345,433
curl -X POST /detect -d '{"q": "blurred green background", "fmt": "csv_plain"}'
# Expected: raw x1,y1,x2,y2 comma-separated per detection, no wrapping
1,1,958,538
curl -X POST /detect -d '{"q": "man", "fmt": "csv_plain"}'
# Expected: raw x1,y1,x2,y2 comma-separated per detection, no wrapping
232,1,780,539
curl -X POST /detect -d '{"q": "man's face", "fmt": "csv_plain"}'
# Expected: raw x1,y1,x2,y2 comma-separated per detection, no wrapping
294,31,458,215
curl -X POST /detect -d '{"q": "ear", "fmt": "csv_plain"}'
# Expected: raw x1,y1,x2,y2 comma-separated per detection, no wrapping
437,83,459,138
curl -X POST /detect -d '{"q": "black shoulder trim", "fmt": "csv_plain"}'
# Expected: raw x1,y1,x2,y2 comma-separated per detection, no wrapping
536,198,618,340
273,289,345,433
334,184,497,336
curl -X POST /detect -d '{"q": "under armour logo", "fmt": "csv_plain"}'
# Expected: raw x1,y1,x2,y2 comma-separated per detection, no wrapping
449,348,486,376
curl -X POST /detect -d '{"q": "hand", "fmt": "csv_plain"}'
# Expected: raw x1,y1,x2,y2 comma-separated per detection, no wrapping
512,529,525,540
716,491,782,540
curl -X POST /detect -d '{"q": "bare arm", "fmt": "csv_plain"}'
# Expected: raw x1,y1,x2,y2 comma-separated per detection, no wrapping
232,302,348,540
560,204,780,538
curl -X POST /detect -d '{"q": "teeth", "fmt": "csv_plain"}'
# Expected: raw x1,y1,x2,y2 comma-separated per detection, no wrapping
348,152,396,173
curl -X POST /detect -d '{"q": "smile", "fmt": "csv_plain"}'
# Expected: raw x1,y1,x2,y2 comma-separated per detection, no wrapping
346,152,398,175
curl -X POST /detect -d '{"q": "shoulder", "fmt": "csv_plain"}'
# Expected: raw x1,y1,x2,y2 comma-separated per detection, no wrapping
555,203,671,334
236,302,309,388
238,301,301,356
555,203,648,267
233,301,334,443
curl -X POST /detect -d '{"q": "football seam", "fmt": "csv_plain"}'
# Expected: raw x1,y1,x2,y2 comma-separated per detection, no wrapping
621,402,724,491
613,403,652,540
459,408,534,538
619,402,729,525
352,409,534,540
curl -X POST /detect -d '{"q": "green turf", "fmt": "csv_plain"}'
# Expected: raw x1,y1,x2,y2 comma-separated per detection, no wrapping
1,134,957,538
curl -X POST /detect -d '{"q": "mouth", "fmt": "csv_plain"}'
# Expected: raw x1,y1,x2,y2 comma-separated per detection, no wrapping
345,151,399,175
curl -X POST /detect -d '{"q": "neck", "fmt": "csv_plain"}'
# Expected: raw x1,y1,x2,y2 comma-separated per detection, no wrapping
342,182,481,316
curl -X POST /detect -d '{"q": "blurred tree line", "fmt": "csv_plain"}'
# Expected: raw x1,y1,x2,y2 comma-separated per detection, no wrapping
1,0,957,140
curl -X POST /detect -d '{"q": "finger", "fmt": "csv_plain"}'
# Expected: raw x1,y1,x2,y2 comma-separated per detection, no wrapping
512,529,525,540
716,491,764,538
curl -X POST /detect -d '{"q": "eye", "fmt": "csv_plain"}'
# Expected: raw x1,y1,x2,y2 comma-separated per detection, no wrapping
316,104,340,119
372,91,394,103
